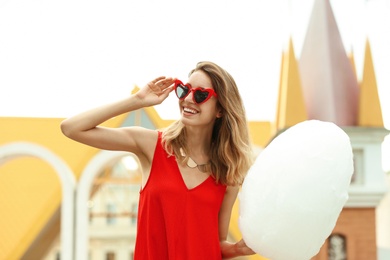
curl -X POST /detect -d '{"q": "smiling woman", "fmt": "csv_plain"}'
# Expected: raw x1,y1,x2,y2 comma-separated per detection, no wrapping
61,61,256,259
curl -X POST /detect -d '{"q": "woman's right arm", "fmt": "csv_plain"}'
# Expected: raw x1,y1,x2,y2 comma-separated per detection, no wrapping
60,76,175,156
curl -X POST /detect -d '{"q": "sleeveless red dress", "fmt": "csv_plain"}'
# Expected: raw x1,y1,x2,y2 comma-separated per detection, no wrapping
134,132,227,260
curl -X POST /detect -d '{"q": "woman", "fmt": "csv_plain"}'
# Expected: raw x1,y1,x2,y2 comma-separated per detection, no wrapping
61,61,255,259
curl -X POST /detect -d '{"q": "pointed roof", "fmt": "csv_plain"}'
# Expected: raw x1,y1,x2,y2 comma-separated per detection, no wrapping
349,49,357,78
275,38,307,131
298,0,359,126
358,39,384,127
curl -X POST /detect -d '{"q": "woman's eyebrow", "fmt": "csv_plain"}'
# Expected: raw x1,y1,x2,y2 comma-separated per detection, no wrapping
188,83,209,89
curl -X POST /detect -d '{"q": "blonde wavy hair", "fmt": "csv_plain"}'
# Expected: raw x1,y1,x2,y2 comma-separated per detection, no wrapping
162,61,253,186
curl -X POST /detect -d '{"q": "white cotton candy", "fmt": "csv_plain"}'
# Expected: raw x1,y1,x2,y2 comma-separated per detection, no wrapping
239,120,353,260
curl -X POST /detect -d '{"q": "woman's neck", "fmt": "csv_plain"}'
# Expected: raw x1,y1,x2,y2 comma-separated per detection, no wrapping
184,126,213,158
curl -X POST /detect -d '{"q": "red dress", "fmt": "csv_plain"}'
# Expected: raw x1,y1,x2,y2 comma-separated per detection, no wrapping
134,132,227,260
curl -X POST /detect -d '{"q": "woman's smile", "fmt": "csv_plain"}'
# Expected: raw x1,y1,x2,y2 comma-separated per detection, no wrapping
183,106,199,115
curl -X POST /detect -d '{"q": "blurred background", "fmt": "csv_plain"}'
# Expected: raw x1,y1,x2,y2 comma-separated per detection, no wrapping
1,0,389,259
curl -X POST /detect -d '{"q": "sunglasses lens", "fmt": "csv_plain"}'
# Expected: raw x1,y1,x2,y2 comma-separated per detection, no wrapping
194,90,209,104
176,84,189,99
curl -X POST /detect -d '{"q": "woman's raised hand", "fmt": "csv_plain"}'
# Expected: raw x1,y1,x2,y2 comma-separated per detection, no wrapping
136,76,176,107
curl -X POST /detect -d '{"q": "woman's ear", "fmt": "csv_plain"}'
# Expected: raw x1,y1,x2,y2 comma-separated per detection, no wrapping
216,110,223,118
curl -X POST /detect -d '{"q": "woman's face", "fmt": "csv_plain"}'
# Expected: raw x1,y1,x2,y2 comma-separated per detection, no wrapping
178,70,222,128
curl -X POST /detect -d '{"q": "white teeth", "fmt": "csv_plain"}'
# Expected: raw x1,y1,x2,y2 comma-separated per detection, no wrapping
183,107,197,114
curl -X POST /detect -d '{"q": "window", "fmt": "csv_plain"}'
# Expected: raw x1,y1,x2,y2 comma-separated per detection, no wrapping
351,148,364,185
106,203,117,225
328,234,346,260
130,202,138,225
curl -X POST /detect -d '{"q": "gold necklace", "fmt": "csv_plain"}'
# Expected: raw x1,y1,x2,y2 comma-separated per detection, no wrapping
180,148,210,172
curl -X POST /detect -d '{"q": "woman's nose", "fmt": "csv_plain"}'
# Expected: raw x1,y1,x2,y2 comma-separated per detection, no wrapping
184,90,194,103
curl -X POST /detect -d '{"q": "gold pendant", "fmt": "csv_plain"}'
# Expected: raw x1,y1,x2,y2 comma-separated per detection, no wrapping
180,147,209,172
187,158,198,168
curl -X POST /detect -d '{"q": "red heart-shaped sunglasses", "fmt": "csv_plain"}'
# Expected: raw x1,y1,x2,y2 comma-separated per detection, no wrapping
174,79,218,104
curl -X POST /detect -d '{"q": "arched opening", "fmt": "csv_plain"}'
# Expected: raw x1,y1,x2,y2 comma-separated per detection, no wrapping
0,142,76,260
75,150,141,260
89,154,141,259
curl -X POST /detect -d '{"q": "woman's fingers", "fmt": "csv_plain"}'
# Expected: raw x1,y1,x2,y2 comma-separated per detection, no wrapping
148,77,175,94
237,239,255,255
156,77,175,91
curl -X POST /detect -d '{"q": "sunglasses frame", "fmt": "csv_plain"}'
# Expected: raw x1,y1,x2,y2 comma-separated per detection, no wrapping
174,79,218,105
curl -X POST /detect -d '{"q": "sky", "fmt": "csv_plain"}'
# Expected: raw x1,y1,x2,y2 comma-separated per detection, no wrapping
0,0,389,129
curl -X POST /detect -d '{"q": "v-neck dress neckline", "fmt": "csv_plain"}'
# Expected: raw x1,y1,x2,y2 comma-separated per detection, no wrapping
174,160,213,191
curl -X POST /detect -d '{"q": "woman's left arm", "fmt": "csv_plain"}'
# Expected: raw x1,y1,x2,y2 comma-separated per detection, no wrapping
219,186,255,259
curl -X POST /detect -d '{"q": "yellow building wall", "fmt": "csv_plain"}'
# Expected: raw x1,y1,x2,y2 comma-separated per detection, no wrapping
0,158,60,260
0,116,125,259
